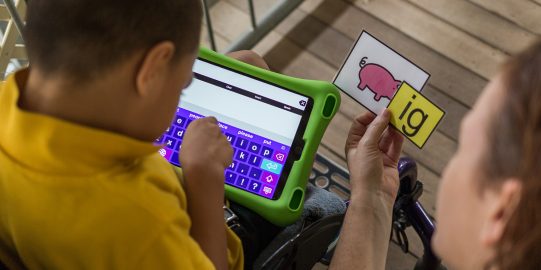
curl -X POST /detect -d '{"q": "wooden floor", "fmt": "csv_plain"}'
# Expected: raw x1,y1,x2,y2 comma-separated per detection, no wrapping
204,0,540,268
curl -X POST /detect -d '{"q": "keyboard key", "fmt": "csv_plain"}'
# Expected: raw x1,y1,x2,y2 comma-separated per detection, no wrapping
186,120,193,127
164,137,177,150
249,168,262,179
225,171,237,184
155,135,164,144
236,163,250,175
171,151,180,166
158,148,172,160
173,140,182,151
273,151,287,164
248,180,262,193
236,176,249,188
260,185,274,197
261,171,279,186
248,155,262,166
260,159,283,174
225,133,236,145
248,142,261,154
173,127,185,140
235,138,249,149
165,126,173,136
261,147,273,158
228,161,237,171
174,116,187,127
235,150,248,162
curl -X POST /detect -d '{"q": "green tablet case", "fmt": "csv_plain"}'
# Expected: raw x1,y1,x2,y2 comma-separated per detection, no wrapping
199,47,341,226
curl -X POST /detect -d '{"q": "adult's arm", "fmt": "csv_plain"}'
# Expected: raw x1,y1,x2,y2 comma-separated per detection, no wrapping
330,110,404,270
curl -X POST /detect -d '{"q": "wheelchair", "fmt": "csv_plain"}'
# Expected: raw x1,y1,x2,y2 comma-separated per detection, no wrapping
231,154,447,270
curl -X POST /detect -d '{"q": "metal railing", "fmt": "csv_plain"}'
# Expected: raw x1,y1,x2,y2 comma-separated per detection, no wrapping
202,0,303,53
0,0,26,79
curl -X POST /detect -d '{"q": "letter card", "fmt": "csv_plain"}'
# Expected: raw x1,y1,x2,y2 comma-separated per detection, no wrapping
334,31,430,113
334,31,445,148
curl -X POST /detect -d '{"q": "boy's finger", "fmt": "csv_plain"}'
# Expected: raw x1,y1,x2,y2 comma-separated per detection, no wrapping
360,109,391,149
205,116,218,124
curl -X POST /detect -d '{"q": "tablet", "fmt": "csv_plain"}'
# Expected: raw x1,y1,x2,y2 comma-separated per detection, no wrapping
156,58,313,200
155,48,340,226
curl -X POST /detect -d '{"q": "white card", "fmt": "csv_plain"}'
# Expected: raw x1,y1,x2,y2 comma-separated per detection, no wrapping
334,31,430,113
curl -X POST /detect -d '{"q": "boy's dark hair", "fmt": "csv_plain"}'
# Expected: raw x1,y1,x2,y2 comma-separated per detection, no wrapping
24,0,202,81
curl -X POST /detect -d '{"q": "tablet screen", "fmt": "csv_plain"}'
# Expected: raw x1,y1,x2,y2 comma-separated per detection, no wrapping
156,58,313,200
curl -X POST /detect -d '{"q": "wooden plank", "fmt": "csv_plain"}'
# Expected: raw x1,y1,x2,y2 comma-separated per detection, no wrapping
0,5,10,20
253,30,285,57
208,1,251,45
310,236,421,270
299,0,486,108
10,44,26,59
261,35,336,81
200,25,230,52
0,21,19,76
227,0,281,19
348,0,507,79
468,0,541,35
408,0,538,54
386,242,419,270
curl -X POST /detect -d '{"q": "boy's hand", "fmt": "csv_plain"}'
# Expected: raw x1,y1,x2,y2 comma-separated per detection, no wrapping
180,116,233,191
345,109,404,207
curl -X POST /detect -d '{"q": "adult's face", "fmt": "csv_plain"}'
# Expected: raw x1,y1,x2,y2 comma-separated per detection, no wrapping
432,75,506,269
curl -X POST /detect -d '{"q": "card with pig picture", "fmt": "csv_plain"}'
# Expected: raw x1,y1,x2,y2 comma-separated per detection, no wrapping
334,31,430,114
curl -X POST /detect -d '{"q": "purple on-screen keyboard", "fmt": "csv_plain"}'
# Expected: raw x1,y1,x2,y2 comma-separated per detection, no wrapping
155,108,291,199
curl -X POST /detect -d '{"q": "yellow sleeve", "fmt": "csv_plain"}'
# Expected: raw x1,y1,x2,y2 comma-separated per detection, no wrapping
140,165,244,270
227,226,244,270
137,219,215,270
136,218,244,270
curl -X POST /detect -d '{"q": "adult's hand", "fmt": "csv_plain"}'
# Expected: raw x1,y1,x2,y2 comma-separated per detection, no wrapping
345,109,404,207
330,109,404,270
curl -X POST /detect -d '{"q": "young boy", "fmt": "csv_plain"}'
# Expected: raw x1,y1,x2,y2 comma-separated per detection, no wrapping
0,0,247,269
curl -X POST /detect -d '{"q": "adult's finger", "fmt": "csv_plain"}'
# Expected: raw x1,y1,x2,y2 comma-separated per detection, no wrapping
387,128,404,163
346,112,376,141
378,127,393,153
359,109,391,149
345,111,376,156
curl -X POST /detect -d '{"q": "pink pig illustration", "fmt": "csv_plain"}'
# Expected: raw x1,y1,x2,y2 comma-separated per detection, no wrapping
358,63,401,101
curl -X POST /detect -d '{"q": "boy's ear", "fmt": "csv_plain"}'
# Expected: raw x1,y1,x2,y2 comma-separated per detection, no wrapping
136,41,176,96
480,179,522,247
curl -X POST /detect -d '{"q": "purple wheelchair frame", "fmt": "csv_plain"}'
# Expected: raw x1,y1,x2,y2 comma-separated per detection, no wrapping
394,157,446,270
